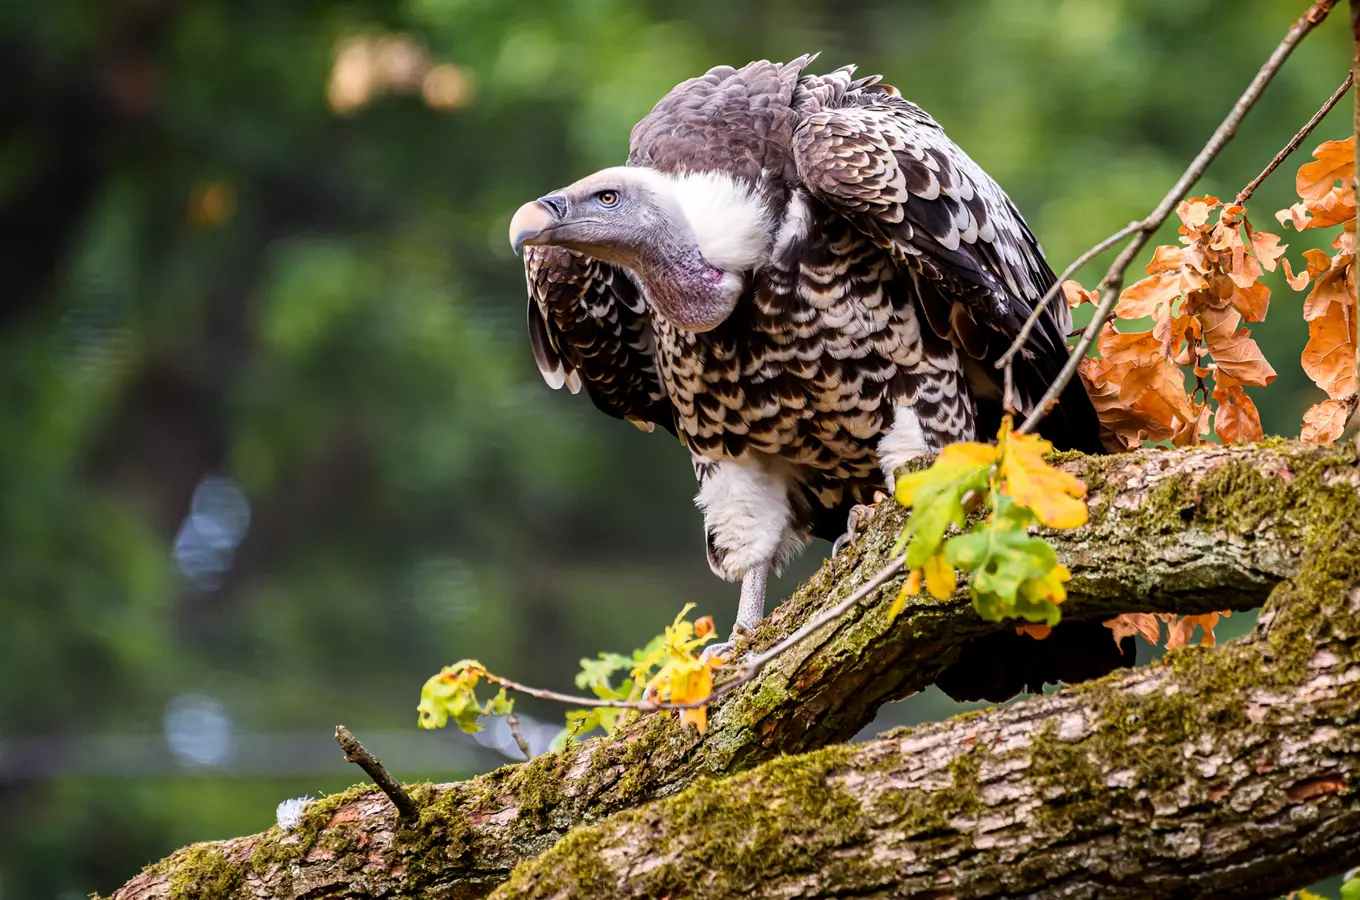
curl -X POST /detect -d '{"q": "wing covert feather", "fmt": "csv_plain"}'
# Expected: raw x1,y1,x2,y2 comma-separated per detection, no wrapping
791,96,1102,451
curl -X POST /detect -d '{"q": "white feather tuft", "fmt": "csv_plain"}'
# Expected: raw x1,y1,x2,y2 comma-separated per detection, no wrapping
669,171,774,272
276,795,314,831
878,406,930,489
695,458,802,580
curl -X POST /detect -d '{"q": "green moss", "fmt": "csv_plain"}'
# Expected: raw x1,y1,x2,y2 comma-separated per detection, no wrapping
165,845,245,900
498,743,872,898
1026,723,1102,828
386,781,475,880
509,743,578,824
867,738,988,838
318,824,369,872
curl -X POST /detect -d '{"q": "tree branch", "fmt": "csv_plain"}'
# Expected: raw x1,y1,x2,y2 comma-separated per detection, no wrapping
334,726,418,823
1016,0,1340,435
499,525,1360,900
108,441,1357,900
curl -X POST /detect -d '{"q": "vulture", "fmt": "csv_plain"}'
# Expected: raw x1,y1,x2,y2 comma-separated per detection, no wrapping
509,55,1130,702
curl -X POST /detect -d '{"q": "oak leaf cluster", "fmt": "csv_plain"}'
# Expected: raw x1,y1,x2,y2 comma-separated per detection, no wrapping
1071,137,1357,449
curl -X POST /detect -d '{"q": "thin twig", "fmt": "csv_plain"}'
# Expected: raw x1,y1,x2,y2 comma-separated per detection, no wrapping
1351,1,1360,422
506,713,533,761
996,220,1142,412
1018,0,1341,435
335,725,419,822
1237,72,1353,205
479,554,908,714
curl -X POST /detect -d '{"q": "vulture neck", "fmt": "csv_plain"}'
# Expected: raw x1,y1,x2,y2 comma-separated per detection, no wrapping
634,243,745,333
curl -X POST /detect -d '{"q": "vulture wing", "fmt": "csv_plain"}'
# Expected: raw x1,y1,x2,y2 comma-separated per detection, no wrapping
523,245,675,435
790,92,1103,453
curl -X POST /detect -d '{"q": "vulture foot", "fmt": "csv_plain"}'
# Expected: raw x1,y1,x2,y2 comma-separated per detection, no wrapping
831,493,887,556
701,564,768,664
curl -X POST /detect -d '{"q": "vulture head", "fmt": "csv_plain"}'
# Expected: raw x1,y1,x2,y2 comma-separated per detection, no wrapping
509,166,773,331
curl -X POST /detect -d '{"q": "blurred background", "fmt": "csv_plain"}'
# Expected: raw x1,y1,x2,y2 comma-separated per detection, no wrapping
0,0,1352,895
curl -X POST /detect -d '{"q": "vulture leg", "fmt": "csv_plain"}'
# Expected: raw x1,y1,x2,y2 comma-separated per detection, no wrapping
693,457,804,662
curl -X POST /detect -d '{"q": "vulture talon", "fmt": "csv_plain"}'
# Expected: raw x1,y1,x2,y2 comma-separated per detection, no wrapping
834,502,880,555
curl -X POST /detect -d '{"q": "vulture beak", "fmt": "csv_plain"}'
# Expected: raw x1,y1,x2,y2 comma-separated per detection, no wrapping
509,195,567,254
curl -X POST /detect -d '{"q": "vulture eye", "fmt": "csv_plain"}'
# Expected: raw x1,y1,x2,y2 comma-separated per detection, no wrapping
597,190,620,207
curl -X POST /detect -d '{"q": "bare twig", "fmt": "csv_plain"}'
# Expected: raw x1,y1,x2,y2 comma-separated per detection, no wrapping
505,713,533,761
335,725,419,822
1351,1,1360,421
478,554,907,715
997,220,1142,412
1017,0,1341,435
1237,72,1353,205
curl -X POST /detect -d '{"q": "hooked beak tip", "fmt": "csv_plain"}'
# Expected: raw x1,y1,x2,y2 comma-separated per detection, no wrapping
509,197,563,255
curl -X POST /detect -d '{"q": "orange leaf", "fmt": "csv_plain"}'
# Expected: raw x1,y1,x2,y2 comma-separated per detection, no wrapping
694,616,715,638
1300,185,1357,230
1229,281,1271,323
1172,401,1212,447
1177,196,1218,234
1115,271,1183,319
1079,357,1173,449
1212,375,1263,444
1165,611,1229,649
1303,264,1352,322
1295,137,1354,201
1062,280,1099,310
1249,228,1286,272
1200,306,1276,387
1302,296,1358,399
1121,358,1197,426
1300,398,1352,444
1145,245,1187,275
1284,248,1334,291
1099,325,1163,365
1104,613,1161,647
1015,623,1051,641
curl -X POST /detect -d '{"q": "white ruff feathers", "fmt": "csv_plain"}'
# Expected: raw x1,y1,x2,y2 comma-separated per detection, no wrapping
668,170,774,272
612,166,774,272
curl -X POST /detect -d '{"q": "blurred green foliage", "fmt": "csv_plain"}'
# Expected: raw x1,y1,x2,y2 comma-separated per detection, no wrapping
0,0,1353,895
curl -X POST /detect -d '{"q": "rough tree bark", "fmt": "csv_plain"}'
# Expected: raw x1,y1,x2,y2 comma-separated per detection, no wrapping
109,441,1360,899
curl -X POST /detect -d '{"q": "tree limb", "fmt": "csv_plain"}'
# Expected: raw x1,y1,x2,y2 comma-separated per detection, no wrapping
499,520,1360,899
107,441,1357,900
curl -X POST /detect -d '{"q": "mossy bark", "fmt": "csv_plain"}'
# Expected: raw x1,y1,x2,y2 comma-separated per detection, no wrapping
109,441,1358,900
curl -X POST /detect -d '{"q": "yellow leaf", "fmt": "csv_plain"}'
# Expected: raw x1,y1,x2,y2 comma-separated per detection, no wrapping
997,422,1088,530
922,553,956,600
894,441,996,507
1018,562,1070,608
887,569,923,621
672,663,713,734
